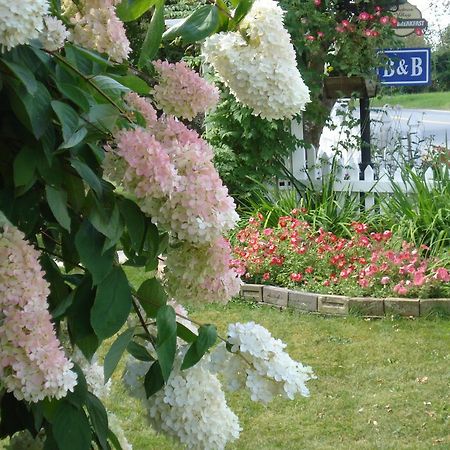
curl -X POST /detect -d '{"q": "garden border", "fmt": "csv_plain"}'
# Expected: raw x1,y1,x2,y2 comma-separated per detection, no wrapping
240,284,450,317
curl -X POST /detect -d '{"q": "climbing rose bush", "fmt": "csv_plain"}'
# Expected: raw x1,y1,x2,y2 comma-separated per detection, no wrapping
232,213,450,298
202,0,310,120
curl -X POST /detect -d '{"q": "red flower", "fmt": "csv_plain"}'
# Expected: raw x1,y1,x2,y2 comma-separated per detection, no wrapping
290,273,303,282
359,12,370,21
262,272,270,281
351,222,368,234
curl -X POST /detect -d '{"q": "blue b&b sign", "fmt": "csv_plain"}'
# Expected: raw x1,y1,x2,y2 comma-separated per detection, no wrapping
377,48,431,86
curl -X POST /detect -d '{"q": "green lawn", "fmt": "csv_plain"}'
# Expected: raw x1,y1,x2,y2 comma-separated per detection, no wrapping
371,91,450,111
1,300,449,449
101,299,450,450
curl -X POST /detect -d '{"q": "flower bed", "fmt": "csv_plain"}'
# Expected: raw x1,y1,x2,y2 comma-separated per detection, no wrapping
231,212,450,300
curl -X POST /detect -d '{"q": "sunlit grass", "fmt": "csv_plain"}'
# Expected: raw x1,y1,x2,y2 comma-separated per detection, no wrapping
372,91,450,111
102,297,450,450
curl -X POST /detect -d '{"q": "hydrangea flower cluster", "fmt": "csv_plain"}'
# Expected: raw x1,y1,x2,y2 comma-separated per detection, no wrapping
210,322,315,404
202,0,310,120
69,0,131,62
0,0,48,52
123,348,241,450
153,60,220,120
0,225,77,402
104,104,238,245
165,238,241,303
72,348,112,400
39,16,69,52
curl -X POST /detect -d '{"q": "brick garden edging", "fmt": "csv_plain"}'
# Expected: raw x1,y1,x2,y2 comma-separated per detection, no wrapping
240,284,450,317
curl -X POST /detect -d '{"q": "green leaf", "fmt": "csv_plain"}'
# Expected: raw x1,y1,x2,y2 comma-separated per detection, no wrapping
176,322,197,344
75,220,115,285
117,0,157,22
85,104,119,134
91,75,130,100
234,0,253,24
13,146,37,189
89,201,123,251
156,305,177,381
85,393,109,450
138,0,165,68
67,275,100,360
52,402,91,450
181,324,217,370
70,158,103,197
66,44,115,69
127,341,154,361
104,327,134,382
144,361,165,398
56,82,91,111
51,290,75,319
60,127,88,150
109,74,150,94
0,59,37,94
91,266,132,340
45,185,71,232
163,5,220,43
8,80,52,138
108,430,122,450
51,100,80,142
119,199,146,252
136,278,167,317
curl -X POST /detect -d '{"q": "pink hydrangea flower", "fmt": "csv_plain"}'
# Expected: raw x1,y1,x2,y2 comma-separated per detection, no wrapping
70,3,130,62
153,60,220,120
104,116,238,244
165,238,241,304
0,225,77,402
124,92,157,128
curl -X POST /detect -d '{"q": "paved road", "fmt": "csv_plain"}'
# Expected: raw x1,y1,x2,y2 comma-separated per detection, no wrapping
370,107,450,148
318,105,450,166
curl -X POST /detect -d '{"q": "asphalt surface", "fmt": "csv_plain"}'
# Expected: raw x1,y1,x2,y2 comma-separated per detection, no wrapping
370,107,450,148
318,105,449,166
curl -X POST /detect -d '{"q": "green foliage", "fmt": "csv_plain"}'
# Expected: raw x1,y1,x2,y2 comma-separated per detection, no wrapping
381,164,450,253
205,87,299,199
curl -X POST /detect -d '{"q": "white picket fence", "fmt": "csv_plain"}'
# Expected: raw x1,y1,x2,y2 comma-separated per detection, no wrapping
278,120,436,211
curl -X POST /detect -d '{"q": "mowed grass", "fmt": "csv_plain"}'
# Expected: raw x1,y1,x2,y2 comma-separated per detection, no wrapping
103,298,450,450
371,91,450,111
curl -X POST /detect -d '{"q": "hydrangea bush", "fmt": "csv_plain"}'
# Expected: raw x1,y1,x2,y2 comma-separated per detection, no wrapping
0,0,314,448
232,212,450,299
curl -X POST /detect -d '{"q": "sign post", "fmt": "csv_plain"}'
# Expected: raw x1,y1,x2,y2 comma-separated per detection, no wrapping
377,48,432,86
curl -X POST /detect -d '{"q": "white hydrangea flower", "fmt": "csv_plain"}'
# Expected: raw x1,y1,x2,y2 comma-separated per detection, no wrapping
202,0,310,120
39,16,69,51
0,0,49,52
123,348,241,450
210,322,316,404
72,348,112,400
